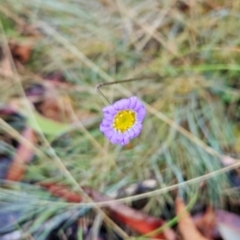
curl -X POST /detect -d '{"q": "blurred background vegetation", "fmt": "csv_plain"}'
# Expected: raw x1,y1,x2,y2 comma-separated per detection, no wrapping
1,0,240,239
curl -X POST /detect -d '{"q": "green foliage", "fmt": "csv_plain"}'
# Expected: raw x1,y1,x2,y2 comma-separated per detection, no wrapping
1,0,240,238
27,110,70,136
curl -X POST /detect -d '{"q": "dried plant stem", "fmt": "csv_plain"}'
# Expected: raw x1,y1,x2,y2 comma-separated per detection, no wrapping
96,76,157,104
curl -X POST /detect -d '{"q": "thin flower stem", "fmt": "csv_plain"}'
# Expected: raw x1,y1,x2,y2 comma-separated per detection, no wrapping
96,75,157,105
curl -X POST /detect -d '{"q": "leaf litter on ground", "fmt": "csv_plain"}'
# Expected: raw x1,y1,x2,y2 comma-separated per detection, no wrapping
40,182,176,239
176,198,209,240
6,127,37,181
2,0,240,239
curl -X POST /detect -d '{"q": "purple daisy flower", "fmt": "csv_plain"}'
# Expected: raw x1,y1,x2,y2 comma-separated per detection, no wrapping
99,96,146,145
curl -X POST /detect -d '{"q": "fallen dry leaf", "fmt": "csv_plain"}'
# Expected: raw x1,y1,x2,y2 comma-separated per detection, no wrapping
26,75,77,123
40,182,82,203
39,89,94,124
83,186,176,240
23,72,97,126
24,80,72,123
193,207,218,239
176,1,190,12
9,42,32,64
39,96,73,123
176,197,209,240
40,182,176,239
6,127,37,181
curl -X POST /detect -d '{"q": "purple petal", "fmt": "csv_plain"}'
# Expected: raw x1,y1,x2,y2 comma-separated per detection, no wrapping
116,132,124,144
131,123,142,137
129,96,138,109
127,129,135,139
100,124,111,133
109,131,123,144
113,98,128,110
121,99,130,109
109,131,119,144
121,132,130,145
100,119,112,127
121,140,128,146
103,105,116,115
104,129,114,139
103,112,115,121
134,99,145,111
136,107,146,122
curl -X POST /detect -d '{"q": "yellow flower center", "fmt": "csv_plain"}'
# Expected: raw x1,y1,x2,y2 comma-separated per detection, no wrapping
113,110,136,132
